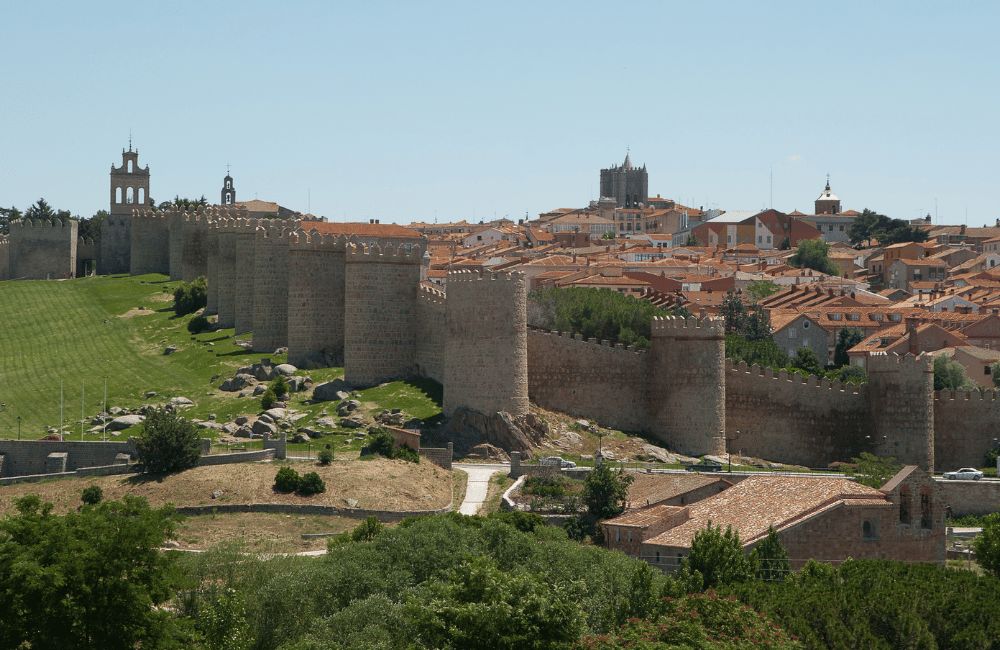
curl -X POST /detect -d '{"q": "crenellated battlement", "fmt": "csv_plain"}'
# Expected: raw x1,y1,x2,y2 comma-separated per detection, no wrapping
725,359,863,395
867,351,933,371
9,218,75,230
345,241,422,262
651,314,725,337
77,237,95,246
287,230,348,250
935,388,999,401
418,284,446,306
527,326,646,355
445,268,525,284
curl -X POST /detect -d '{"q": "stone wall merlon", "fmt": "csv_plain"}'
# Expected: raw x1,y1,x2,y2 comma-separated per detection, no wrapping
526,327,646,355
345,241,422,261
651,314,725,336
725,360,864,395
287,230,348,249
934,389,999,401
8,218,77,230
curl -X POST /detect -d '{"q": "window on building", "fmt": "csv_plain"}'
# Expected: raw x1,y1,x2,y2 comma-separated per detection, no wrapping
655,551,660,563
115,187,122,204
126,187,134,204
757,235,762,244
127,160,133,173
828,225,834,232
615,528,621,543
862,520,876,539
921,492,932,529
803,321,810,329
900,487,911,524
767,235,772,244
987,365,992,376
839,225,845,231
138,187,145,205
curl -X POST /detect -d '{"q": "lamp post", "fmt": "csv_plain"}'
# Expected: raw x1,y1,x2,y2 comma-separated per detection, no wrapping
726,430,741,473
16,415,21,441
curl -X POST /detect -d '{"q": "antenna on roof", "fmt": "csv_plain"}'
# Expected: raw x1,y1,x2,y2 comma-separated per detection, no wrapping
128,129,132,152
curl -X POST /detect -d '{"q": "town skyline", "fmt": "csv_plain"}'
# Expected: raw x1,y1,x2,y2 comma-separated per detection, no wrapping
3,2,1000,224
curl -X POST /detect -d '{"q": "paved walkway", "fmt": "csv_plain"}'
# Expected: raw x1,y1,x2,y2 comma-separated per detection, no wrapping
454,463,509,515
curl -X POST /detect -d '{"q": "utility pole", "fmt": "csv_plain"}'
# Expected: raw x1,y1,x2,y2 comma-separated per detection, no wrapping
103,377,108,442
60,380,64,441
80,382,85,440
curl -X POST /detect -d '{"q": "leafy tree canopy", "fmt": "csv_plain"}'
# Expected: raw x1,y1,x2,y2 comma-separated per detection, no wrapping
529,287,687,350
583,462,635,520
135,408,202,474
933,355,975,391
848,209,929,247
973,513,1000,579
789,239,838,276
847,452,901,489
834,328,865,367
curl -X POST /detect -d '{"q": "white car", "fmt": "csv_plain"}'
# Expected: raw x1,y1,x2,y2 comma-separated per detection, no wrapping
943,468,984,480
539,456,576,469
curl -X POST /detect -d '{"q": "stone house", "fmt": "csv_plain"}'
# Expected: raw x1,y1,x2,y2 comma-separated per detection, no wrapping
604,468,944,571
771,312,829,361
888,258,948,292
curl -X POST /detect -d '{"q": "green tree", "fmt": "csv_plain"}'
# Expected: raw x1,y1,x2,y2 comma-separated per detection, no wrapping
318,448,334,465
296,471,326,496
789,238,838,275
0,205,23,234
848,209,891,246
720,291,747,335
933,355,974,390
790,347,823,376
686,234,700,246
78,209,108,242
173,276,208,316
274,466,301,493
830,364,867,385
725,334,789,369
750,527,790,582
848,452,901,489
135,408,202,474
684,521,754,589
23,197,56,221
834,328,865,367
351,516,384,541
746,280,780,302
0,495,180,649
973,513,1000,578
583,463,635,520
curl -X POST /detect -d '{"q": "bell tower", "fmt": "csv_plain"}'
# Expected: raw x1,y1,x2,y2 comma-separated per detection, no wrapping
109,138,151,216
221,166,236,205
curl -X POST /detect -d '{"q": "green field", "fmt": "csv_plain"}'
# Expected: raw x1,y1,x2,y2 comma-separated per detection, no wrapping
0,274,442,442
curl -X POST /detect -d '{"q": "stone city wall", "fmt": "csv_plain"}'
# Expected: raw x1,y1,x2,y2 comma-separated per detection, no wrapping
129,210,171,275
527,329,648,433
724,361,871,467
415,285,446,382
343,242,421,386
233,225,259,334
936,478,1000,516
286,231,347,367
648,316,726,457
933,389,1000,471
99,215,130,274
252,223,293,352
8,218,78,279
215,221,239,328
168,210,185,280
444,270,529,417
868,353,935,471
0,235,10,280
76,237,97,276
180,213,210,281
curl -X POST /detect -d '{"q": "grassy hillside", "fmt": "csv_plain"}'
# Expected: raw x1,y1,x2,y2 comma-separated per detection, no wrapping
0,274,442,440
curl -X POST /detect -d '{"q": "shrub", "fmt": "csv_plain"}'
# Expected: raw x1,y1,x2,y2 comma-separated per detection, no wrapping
351,516,384,541
363,428,396,458
583,463,634,520
172,277,208,316
81,485,103,505
394,444,420,463
523,475,568,498
318,449,334,465
273,466,301,493
297,471,326,496
260,388,277,410
270,375,289,398
685,522,754,589
186,314,211,334
135,408,201,474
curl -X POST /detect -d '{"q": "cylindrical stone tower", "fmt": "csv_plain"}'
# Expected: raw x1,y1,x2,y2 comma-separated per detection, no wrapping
168,208,184,281
233,221,258,335
252,222,292,352
648,315,726,456
286,231,347,368
343,242,420,387
443,270,529,417
867,352,935,471
215,221,238,328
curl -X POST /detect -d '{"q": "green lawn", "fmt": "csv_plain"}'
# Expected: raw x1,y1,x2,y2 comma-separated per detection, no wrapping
0,274,443,440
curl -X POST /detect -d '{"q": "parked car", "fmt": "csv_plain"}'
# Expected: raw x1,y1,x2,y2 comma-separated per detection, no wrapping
943,467,984,480
539,456,576,469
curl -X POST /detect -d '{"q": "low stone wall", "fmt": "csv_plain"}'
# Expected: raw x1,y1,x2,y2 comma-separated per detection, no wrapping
937,478,1000,516
198,449,275,466
172,500,453,522
0,440,134,478
419,444,453,469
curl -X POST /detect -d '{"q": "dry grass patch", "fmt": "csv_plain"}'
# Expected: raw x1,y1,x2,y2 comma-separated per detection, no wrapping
174,512,365,553
0,458,452,515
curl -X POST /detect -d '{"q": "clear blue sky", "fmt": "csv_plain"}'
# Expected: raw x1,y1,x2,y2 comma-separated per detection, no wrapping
2,2,999,225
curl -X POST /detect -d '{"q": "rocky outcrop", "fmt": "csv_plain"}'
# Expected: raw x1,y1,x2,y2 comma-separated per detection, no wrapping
443,408,548,455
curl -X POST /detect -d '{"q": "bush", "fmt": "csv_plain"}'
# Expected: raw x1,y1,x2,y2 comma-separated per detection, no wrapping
260,388,277,410
361,427,418,463
270,375,289,398
172,277,207,316
274,466,301,493
351,516,384,541
186,314,211,334
135,408,202,474
523,475,568,498
318,449,334,465
583,463,634,520
297,472,326,496
684,522,754,589
973,513,1000,578
81,485,103,505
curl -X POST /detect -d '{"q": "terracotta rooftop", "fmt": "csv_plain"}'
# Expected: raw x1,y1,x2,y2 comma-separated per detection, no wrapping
643,475,887,549
605,504,687,528
627,474,729,508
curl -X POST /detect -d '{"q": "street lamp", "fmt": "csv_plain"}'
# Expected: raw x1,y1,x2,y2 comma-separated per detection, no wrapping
16,415,21,441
